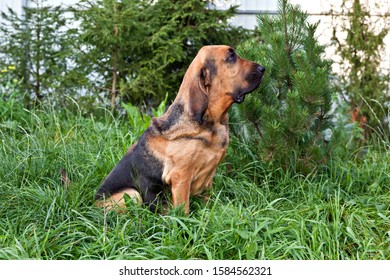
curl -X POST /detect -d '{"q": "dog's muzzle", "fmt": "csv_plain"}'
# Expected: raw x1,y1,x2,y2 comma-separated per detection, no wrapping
233,64,265,103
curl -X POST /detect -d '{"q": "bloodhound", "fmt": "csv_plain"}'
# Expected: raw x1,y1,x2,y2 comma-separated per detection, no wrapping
95,45,265,214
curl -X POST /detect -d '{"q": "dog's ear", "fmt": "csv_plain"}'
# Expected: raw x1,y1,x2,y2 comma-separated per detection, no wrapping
188,67,210,124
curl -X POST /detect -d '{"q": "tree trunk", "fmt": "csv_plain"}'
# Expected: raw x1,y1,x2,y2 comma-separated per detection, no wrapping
35,21,42,104
110,24,119,111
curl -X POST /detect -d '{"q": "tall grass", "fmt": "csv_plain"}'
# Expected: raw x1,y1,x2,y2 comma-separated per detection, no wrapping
0,101,389,260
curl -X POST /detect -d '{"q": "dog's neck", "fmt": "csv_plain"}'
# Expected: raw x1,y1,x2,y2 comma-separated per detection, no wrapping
203,108,229,127
203,93,233,126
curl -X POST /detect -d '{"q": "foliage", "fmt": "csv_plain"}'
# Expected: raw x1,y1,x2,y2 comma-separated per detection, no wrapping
0,65,29,123
331,0,389,132
128,0,247,106
70,0,149,110
122,94,168,136
0,0,83,108
71,0,248,110
0,94,388,260
231,0,333,174
0,0,247,112
0,0,388,262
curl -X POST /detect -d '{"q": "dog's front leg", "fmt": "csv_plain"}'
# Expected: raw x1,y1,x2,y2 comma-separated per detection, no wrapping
170,173,191,215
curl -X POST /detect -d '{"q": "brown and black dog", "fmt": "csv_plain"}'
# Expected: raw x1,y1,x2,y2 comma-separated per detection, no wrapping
95,45,265,214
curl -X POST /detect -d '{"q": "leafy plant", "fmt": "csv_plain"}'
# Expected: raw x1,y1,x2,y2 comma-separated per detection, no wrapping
331,0,389,133
0,65,28,124
122,94,168,136
231,0,333,174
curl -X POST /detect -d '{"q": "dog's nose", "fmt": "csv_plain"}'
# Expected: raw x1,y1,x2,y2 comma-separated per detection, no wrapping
258,65,266,73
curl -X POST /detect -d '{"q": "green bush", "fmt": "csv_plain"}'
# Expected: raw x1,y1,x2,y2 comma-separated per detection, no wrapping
231,0,333,174
331,0,389,133
0,65,29,124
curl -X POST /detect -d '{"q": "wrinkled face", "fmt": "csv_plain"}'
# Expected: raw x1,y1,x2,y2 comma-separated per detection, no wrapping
203,45,265,104
181,45,265,124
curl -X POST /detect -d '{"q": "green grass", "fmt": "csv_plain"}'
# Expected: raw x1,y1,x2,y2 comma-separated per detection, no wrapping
0,104,389,260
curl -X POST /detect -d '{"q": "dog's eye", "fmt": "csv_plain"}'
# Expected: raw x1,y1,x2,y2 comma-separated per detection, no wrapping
226,48,237,63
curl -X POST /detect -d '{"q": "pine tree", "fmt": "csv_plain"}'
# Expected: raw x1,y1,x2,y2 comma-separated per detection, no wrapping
0,0,80,107
71,0,148,111
231,0,333,174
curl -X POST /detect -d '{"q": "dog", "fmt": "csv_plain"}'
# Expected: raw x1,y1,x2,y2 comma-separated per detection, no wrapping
95,45,265,214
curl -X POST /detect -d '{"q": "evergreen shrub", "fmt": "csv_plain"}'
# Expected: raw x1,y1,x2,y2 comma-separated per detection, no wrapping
231,0,334,174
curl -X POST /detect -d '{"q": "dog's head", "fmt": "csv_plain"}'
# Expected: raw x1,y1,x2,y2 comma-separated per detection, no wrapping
178,45,265,124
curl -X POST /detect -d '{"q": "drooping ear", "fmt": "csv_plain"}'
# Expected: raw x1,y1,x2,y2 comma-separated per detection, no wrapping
188,67,211,124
